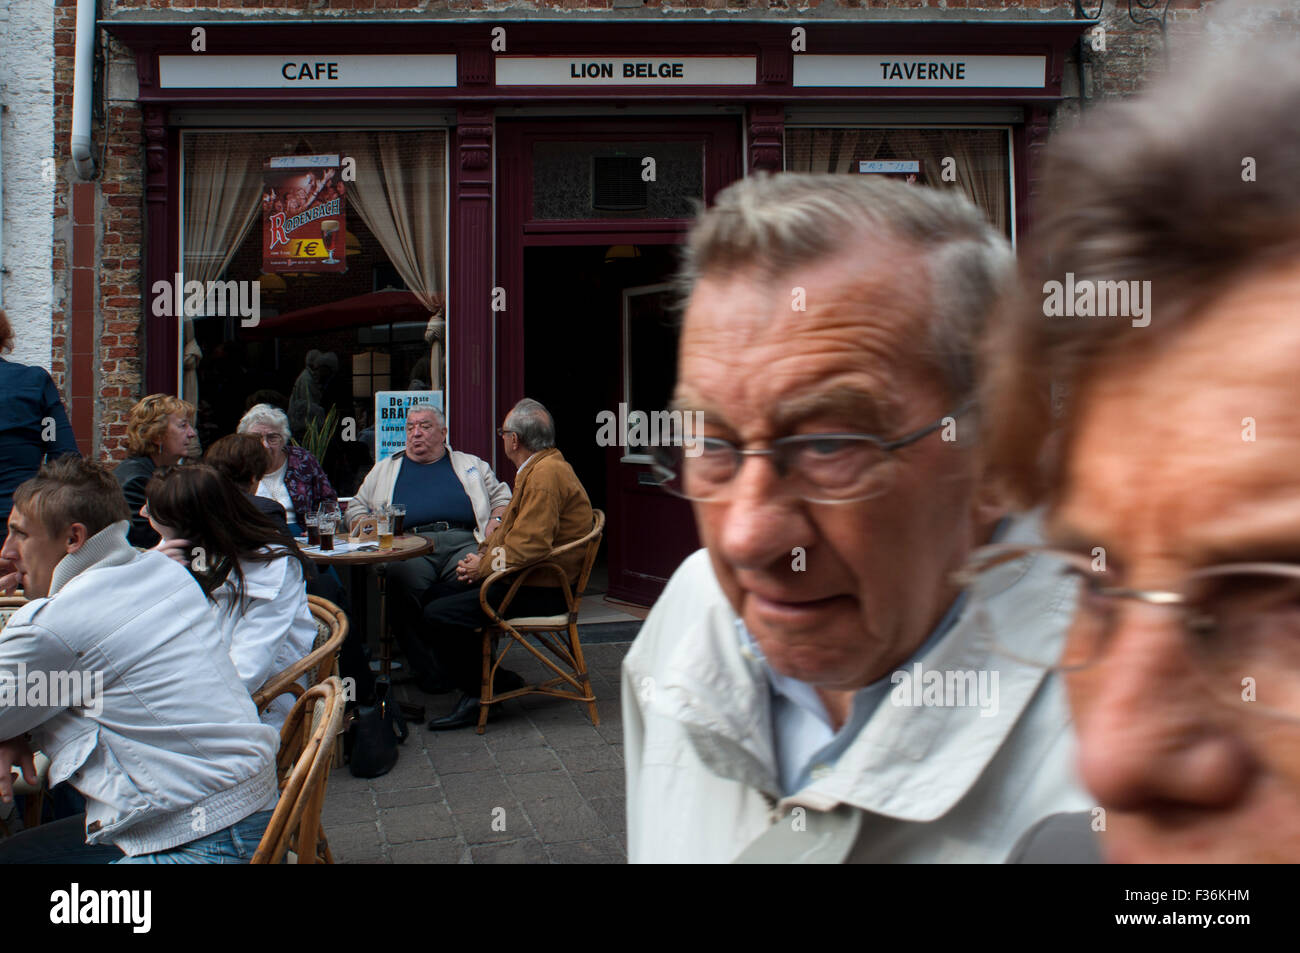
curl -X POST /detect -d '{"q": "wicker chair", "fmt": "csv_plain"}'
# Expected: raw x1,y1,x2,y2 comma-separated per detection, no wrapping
252,676,345,864
474,509,606,734
251,595,347,713
0,595,28,632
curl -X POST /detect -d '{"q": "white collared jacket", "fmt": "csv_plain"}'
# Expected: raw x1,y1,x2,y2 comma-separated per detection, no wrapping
621,515,1092,863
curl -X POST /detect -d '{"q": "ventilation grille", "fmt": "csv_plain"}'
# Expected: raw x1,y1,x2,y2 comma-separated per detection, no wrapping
592,156,648,211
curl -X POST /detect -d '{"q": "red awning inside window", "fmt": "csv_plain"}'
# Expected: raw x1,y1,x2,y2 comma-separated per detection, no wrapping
244,289,430,338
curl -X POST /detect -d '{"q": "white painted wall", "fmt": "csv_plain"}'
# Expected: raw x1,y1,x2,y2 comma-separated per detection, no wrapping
0,0,56,370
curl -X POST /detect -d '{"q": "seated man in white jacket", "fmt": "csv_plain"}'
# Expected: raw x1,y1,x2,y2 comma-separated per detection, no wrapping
623,173,1091,863
348,404,511,692
0,457,279,863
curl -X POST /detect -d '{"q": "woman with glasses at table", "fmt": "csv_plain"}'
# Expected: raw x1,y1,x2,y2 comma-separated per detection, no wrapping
115,394,198,548
237,402,338,536
144,464,316,731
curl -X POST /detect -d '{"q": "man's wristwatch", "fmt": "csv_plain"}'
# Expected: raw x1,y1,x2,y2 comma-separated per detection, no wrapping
493,516,503,522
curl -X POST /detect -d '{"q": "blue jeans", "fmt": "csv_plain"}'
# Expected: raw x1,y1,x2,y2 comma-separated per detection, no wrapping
0,810,274,864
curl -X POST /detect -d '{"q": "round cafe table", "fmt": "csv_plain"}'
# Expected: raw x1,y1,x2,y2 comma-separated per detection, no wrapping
303,533,434,720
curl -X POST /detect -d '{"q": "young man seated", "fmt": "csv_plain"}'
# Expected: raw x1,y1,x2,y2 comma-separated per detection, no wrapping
0,457,279,864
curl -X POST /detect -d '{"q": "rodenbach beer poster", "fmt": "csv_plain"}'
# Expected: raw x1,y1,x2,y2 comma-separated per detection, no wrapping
262,154,347,274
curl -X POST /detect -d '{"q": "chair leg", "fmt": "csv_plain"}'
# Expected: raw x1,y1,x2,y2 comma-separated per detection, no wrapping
476,630,492,735
22,792,43,831
568,622,600,727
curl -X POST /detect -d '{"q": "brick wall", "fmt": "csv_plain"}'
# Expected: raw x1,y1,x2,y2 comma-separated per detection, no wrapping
47,0,1295,459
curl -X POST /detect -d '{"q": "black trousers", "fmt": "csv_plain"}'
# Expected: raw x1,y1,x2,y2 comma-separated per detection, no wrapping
420,581,570,697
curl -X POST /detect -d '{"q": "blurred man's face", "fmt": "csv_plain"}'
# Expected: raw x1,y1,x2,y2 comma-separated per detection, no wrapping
676,246,982,694
1053,259,1300,862
1,504,81,600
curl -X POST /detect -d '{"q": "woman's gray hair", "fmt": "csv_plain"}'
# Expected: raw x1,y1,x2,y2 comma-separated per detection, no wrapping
506,398,556,452
237,403,292,441
677,171,1014,401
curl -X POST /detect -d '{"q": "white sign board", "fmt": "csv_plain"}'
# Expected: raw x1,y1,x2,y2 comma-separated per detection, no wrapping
793,55,1046,89
374,391,444,459
860,160,921,174
496,56,757,86
158,55,458,89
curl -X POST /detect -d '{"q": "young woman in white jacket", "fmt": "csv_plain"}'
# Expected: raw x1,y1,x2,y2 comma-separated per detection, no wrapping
144,464,318,732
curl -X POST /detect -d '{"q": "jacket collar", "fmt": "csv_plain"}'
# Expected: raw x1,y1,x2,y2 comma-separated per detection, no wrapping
48,521,140,597
657,512,1073,821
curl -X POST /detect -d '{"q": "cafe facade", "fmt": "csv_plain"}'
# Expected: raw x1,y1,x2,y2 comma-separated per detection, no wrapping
96,15,1090,603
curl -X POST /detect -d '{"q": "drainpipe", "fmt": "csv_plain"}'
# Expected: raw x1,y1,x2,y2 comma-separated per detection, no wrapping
70,0,97,180
1,100,6,308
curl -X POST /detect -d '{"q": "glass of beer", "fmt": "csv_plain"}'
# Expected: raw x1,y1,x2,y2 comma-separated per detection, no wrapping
304,512,320,547
377,512,394,552
321,219,340,264
390,503,406,537
318,515,337,552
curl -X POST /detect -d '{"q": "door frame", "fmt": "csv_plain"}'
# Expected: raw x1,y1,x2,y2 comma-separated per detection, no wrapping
494,116,743,478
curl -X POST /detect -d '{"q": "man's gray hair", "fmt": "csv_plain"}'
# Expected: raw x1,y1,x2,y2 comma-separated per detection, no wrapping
238,403,292,441
677,171,1014,401
506,398,556,453
407,404,446,428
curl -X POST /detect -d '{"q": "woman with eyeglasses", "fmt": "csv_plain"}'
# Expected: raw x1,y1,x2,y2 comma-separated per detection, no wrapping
115,394,198,548
144,464,316,730
236,403,338,535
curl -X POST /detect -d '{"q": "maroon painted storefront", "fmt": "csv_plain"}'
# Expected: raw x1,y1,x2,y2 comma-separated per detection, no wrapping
108,17,1086,604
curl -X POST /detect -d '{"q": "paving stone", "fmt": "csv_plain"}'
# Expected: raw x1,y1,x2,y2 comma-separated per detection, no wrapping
367,749,439,792
326,820,386,862
587,796,627,838
556,744,623,774
378,802,459,844
536,722,605,749
375,785,444,809
481,718,548,751
521,798,607,844
429,744,498,776
506,770,582,802
439,770,513,814
454,802,528,845
388,838,469,864
470,838,550,864
321,788,377,827
569,768,625,800
492,746,562,774
546,838,626,865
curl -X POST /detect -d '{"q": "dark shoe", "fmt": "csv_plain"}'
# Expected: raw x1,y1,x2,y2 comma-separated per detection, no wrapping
427,693,489,731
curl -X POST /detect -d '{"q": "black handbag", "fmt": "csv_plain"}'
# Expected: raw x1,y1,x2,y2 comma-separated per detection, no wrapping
347,676,408,778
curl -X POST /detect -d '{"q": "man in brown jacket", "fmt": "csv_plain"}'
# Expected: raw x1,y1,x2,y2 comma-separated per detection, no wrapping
423,398,594,730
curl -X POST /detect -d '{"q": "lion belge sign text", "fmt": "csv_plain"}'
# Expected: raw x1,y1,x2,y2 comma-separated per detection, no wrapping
262,154,347,274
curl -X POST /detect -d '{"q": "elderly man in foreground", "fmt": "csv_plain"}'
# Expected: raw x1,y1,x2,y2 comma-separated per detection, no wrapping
975,36,1300,864
622,173,1089,863
349,404,511,693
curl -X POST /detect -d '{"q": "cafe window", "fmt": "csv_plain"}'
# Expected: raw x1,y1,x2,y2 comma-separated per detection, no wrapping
784,127,1012,238
179,128,447,496
532,140,704,220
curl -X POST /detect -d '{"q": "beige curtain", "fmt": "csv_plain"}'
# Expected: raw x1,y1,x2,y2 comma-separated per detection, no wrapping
344,131,448,389
182,133,286,405
786,127,1010,237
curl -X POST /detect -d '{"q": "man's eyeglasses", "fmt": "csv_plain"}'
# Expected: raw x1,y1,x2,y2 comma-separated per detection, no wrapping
647,402,973,505
955,543,1300,722
497,428,516,438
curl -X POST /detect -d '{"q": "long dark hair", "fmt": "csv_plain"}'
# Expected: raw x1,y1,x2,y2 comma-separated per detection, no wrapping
145,464,313,610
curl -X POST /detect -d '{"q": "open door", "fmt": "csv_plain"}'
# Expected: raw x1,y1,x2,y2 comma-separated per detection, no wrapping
605,282,699,605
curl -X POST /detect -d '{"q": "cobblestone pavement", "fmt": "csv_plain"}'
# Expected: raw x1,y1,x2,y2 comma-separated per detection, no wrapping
322,641,631,864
